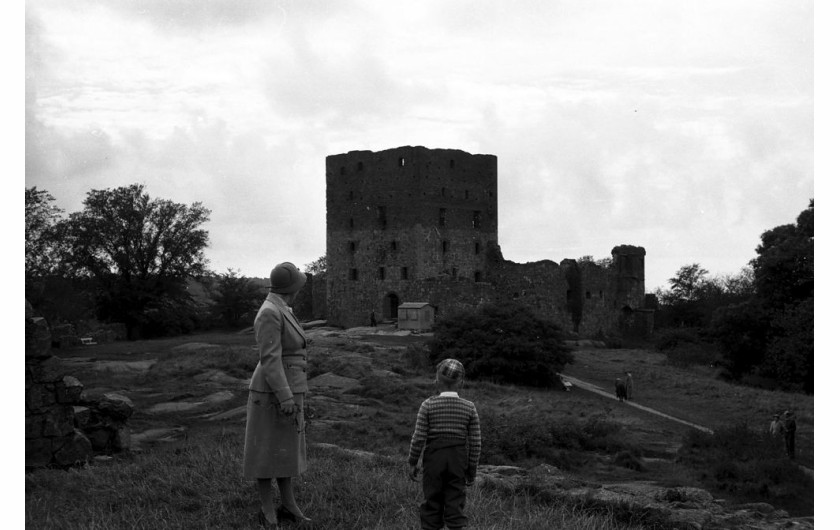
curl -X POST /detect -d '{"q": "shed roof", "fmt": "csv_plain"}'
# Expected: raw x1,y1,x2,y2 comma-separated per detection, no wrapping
398,302,431,309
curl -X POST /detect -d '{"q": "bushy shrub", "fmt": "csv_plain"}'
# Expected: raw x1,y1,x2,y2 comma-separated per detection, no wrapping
428,302,573,388
678,422,812,515
480,409,630,470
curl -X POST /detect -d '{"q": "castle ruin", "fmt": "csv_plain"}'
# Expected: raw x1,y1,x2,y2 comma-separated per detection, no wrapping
312,146,651,337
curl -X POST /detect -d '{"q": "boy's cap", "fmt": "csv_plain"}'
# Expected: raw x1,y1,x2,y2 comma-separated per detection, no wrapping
437,359,465,383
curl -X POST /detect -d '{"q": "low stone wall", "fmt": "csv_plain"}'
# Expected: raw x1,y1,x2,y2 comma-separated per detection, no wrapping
25,301,133,469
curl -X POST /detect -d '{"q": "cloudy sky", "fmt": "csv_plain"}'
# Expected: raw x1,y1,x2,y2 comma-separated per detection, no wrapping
24,0,814,291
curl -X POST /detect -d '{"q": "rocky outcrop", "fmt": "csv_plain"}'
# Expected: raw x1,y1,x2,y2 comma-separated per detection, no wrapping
476,463,814,530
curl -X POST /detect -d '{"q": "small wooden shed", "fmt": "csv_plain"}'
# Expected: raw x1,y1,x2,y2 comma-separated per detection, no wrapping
397,302,435,331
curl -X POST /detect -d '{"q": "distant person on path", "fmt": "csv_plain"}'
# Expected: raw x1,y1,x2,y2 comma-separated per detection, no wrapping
408,359,482,530
624,371,634,400
370,310,378,327
769,413,782,436
781,410,797,460
615,378,627,402
243,262,312,529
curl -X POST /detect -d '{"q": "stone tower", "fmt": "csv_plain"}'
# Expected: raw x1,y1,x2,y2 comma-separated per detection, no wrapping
325,146,498,327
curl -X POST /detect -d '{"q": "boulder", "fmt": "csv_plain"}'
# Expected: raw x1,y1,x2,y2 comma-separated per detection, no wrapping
25,316,53,359
52,429,93,467
57,376,84,403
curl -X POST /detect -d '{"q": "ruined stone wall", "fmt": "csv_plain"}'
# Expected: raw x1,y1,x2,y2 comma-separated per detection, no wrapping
321,146,650,336
484,248,571,329
577,260,619,336
26,302,134,469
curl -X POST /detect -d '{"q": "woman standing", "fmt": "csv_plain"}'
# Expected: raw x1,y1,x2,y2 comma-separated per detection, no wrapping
243,262,312,528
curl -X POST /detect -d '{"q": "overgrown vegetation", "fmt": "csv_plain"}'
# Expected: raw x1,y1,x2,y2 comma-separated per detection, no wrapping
481,409,631,470
677,423,813,516
654,200,813,393
429,302,574,388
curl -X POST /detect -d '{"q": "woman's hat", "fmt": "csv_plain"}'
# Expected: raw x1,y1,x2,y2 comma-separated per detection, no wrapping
437,359,465,384
270,262,307,294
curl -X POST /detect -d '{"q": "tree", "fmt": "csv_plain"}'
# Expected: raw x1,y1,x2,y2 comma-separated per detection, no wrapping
751,199,813,309
668,263,709,302
210,268,265,328
711,200,814,392
62,184,211,339
429,302,573,388
25,187,65,282
305,255,327,275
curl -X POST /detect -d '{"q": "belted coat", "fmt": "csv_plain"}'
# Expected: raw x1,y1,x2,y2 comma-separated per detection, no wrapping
248,292,308,402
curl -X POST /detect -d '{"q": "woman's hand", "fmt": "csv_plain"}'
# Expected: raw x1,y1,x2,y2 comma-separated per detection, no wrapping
280,398,297,415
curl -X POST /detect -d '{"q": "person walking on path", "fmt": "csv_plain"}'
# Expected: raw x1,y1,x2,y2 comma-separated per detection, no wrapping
408,359,482,530
624,371,634,400
615,377,627,402
243,262,312,529
781,410,797,460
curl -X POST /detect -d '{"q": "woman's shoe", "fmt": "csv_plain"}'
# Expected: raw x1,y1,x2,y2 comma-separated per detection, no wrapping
257,509,279,530
277,505,313,523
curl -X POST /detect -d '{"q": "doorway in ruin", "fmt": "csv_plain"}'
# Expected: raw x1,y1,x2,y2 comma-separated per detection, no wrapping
383,293,400,320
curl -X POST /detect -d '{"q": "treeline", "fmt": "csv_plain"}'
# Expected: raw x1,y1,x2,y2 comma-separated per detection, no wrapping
25,185,270,339
653,200,813,393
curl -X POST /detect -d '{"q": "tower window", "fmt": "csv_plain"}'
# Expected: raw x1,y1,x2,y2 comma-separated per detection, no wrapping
474,271,482,282
349,268,358,280
357,161,364,171
439,208,447,227
349,241,356,252
391,240,398,251
465,190,469,199
441,187,447,197
398,157,405,167
450,159,455,168
340,166,346,175
474,242,481,255
379,267,386,280
586,291,592,299
442,240,449,253
451,267,458,277
472,211,482,229
401,267,408,280
349,218,354,229
349,190,354,200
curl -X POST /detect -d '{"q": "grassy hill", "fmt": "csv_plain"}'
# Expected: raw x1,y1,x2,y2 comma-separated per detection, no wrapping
25,329,813,528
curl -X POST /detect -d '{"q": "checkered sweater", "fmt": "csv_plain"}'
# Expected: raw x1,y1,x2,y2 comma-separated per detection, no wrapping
408,393,481,478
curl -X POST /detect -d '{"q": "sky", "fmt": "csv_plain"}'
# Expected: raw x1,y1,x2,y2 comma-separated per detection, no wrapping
23,0,815,292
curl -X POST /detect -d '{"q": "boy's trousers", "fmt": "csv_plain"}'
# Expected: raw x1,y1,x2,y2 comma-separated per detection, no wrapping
420,438,469,530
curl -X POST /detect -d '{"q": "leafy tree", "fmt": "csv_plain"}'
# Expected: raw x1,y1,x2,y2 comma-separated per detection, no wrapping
711,200,814,391
751,199,814,308
668,263,709,302
210,268,265,328
62,184,211,339
429,302,573,388
25,187,65,282
305,255,327,275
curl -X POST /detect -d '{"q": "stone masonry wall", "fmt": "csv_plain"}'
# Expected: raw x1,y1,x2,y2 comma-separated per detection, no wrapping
26,301,134,469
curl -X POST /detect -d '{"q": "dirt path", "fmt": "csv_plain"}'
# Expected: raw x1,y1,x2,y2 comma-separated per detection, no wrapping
562,374,715,434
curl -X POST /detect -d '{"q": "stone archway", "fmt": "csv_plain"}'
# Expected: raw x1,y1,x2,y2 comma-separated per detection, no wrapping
383,293,400,320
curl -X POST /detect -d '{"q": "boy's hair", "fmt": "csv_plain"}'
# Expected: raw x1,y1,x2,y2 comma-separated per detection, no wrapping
436,358,465,385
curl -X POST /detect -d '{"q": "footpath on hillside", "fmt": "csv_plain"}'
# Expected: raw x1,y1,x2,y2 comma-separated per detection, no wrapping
560,373,814,478
560,374,714,433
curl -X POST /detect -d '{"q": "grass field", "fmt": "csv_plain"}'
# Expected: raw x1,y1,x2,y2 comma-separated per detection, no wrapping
26,330,814,528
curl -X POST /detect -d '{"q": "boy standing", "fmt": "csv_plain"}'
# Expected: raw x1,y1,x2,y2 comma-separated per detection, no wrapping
408,359,481,530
